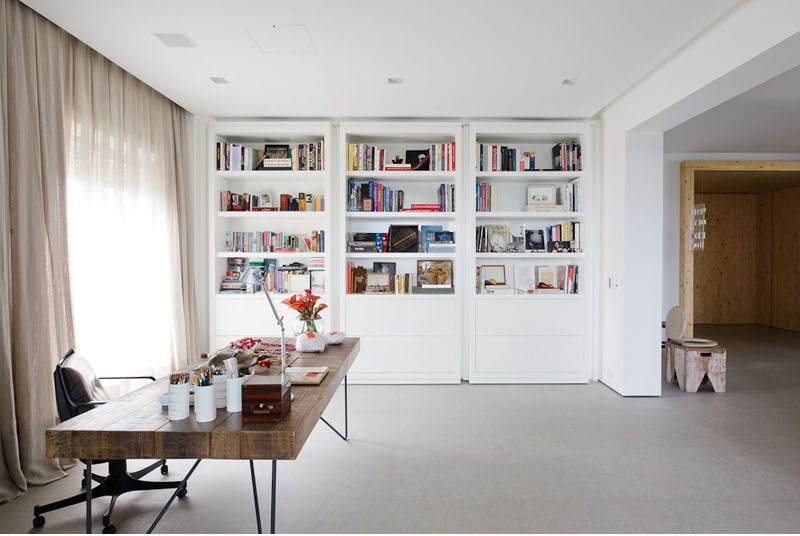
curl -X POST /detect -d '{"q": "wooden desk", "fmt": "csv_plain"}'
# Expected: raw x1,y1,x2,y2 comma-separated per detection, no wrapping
46,338,359,533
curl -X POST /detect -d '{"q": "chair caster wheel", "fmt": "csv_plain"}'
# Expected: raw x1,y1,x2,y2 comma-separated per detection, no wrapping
177,486,187,499
102,523,117,534
33,515,45,528
161,464,169,475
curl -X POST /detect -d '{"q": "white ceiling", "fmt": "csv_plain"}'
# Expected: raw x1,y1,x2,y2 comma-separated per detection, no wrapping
22,0,736,119
665,64,800,153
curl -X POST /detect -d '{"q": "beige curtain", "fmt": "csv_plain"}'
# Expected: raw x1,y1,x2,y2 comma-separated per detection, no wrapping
0,0,197,503
65,40,197,380
0,0,74,502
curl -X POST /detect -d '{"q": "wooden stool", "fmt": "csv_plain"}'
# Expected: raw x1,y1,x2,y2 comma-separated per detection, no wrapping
665,340,727,393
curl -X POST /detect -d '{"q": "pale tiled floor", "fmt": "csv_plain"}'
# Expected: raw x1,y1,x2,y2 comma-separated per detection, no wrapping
1,324,799,533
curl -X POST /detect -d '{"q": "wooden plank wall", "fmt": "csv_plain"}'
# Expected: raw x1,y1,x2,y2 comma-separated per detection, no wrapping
758,187,800,331
694,194,758,324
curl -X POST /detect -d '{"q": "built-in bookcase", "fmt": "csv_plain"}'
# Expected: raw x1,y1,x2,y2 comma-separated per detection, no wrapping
338,122,463,383
208,122,332,350
467,122,594,383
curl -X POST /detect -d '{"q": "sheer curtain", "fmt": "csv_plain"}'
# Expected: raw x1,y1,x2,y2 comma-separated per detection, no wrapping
65,41,197,380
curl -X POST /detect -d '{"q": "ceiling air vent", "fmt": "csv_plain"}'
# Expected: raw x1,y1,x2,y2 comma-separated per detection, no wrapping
153,33,197,48
209,77,229,84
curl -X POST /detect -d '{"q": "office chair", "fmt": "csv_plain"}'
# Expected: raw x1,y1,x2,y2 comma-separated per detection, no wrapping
33,349,187,534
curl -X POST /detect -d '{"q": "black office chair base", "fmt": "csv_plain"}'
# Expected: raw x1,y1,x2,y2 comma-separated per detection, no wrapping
32,460,183,531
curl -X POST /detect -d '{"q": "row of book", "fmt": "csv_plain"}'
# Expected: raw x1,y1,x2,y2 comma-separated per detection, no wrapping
475,222,580,253
224,230,325,253
552,142,581,171
478,263,579,294
546,221,581,251
475,180,581,212
477,144,536,171
219,190,324,212
347,143,457,171
345,261,414,294
219,258,324,295
347,226,455,253
216,142,325,171
347,180,405,212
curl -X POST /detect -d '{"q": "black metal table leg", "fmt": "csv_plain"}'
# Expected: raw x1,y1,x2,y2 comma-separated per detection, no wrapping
270,460,277,534
145,459,201,534
319,374,349,441
85,459,92,534
250,460,262,533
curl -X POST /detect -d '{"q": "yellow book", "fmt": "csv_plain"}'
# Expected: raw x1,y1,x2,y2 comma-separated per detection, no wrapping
348,143,354,171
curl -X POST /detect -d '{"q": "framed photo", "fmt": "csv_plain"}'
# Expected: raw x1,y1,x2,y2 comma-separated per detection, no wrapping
365,272,391,294
405,149,429,170
507,224,525,253
388,225,419,253
310,270,325,294
416,260,453,288
525,229,546,252
480,264,506,287
372,262,397,291
526,184,557,208
486,224,508,253
261,144,292,170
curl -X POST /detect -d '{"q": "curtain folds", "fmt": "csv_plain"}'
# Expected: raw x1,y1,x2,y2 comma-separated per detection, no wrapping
0,0,196,503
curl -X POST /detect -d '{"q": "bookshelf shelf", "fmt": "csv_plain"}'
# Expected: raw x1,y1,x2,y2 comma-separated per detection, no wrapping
474,252,584,259
346,211,454,220
345,252,456,260
216,170,327,181
475,211,585,220
217,211,325,219
339,122,463,384
467,121,594,384
475,171,583,181
346,170,455,181
209,122,332,344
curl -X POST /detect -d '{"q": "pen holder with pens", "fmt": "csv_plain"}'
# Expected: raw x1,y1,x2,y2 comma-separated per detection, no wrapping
194,384,217,423
167,382,190,421
226,375,247,412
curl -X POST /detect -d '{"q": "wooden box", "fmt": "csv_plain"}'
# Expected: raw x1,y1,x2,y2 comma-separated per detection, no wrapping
242,373,292,423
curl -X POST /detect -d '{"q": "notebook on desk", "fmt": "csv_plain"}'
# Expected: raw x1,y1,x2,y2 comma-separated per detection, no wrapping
286,367,328,385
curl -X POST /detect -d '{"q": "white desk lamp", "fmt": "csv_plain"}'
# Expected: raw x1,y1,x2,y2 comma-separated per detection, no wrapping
260,275,287,382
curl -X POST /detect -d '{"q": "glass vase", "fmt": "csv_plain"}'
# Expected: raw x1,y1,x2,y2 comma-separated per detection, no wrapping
293,315,323,336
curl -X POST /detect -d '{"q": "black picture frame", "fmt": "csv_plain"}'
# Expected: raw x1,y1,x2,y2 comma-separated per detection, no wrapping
405,149,430,171
388,225,419,253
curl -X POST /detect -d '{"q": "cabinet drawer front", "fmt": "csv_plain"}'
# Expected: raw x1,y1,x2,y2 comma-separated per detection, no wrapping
475,300,584,336
475,335,585,374
345,298,456,336
351,335,457,375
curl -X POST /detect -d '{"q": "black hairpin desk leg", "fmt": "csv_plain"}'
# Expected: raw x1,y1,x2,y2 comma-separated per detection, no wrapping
270,460,277,534
145,459,201,534
319,375,348,441
85,460,92,533
250,460,278,534
250,460,262,533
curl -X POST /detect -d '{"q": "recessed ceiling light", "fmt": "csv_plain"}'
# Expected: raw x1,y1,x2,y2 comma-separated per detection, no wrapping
562,78,578,86
387,77,404,85
153,33,197,48
209,77,229,84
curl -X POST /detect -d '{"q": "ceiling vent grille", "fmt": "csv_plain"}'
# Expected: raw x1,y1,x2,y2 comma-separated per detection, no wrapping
153,33,197,48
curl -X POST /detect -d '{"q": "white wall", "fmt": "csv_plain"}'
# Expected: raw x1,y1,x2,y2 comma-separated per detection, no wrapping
598,0,800,395
661,152,800,320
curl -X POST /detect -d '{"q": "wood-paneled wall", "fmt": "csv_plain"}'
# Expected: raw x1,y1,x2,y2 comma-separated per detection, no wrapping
694,189,800,331
694,194,758,324
758,187,800,331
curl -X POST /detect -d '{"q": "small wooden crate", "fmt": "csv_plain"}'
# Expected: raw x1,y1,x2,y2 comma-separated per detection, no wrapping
242,373,291,423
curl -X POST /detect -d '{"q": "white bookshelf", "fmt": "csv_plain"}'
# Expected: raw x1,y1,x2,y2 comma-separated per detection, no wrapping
208,122,332,351
467,122,594,383
338,122,463,384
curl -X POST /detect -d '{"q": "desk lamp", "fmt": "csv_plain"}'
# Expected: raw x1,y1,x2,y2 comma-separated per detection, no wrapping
260,275,287,382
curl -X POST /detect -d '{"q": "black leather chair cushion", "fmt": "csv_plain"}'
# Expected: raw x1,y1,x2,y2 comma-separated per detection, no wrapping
61,353,111,409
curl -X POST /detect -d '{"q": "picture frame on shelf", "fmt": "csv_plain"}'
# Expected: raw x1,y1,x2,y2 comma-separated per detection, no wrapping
514,263,537,293
373,262,397,291
480,264,506,287
388,225,419,253
261,144,292,170
526,183,557,209
405,149,430,171
486,224,508,253
310,270,325,294
417,259,453,288
365,272,391,294
525,229,546,252
507,224,525,253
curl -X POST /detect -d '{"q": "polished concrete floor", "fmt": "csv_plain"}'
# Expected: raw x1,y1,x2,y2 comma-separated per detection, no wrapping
1,324,799,533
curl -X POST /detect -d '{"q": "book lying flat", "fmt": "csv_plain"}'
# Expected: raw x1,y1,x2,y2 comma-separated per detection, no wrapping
286,367,329,385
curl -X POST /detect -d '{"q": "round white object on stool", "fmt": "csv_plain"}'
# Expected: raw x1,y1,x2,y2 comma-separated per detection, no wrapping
325,331,345,345
680,338,718,348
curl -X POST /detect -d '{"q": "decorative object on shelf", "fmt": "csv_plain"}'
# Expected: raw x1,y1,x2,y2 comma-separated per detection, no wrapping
480,264,506,288
526,184,558,209
514,264,536,293
392,155,403,164
525,229,546,252
283,290,328,335
351,266,368,293
546,240,572,253
487,224,508,253
388,224,419,252
365,272,391,294
325,331,346,345
295,332,327,353
373,262,397,291
417,259,453,288
406,149,430,170
262,144,292,170
508,224,525,253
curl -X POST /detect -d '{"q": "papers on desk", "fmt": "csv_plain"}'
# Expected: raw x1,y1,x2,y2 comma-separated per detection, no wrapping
286,367,329,385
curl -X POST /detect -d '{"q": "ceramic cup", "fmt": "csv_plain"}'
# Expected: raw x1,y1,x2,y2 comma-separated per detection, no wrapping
214,375,228,409
226,375,247,413
167,382,190,420
194,384,217,423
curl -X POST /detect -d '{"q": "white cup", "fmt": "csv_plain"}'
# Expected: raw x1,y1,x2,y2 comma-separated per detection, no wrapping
214,376,228,409
226,375,247,413
194,384,217,423
167,382,190,420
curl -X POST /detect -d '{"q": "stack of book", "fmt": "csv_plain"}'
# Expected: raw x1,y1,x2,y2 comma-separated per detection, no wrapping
552,142,581,171
402,203,440,213
477,144,536,171
225,230,325,253
347,180,404,212
420,225,455,253
219,258,247,293
347,232,388,253
476,182,497,211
